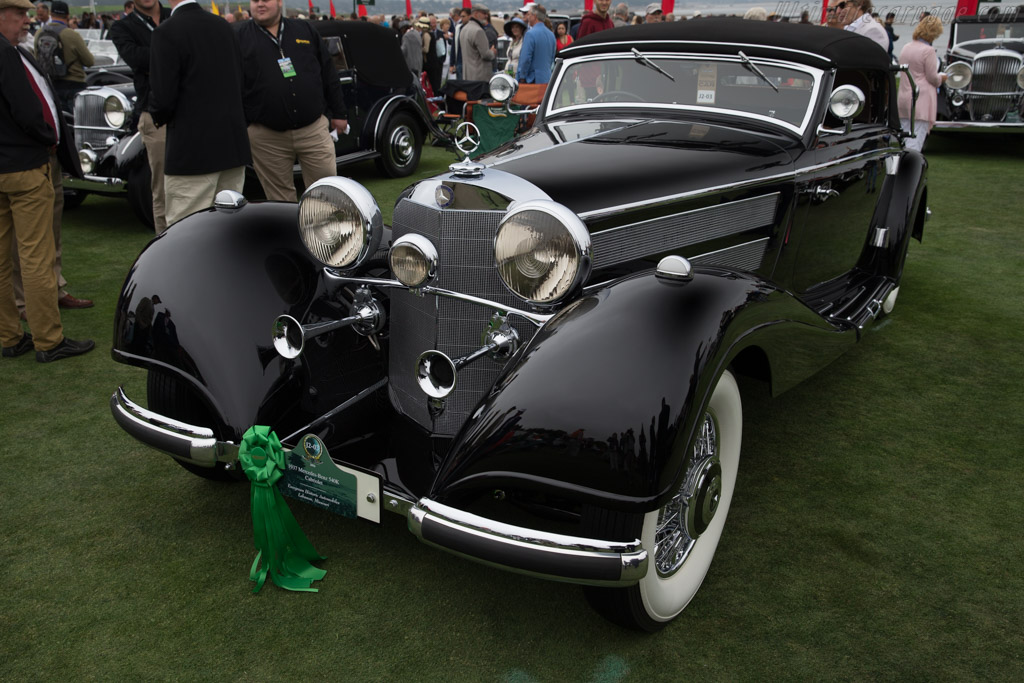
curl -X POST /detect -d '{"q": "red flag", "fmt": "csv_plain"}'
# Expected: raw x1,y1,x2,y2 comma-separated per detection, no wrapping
462,0,471,8
357,3,366,16
584,0,593,11
405,0,412,17
955,0,978,17
661,0,673,15
820,0,829,24
329,0,335,17
308,0,313,15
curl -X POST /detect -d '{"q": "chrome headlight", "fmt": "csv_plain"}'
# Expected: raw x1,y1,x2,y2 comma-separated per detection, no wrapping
489,73,518,103
1017,66,1024,90
389,234,438,287
946,62,973,90
78,148,96,175
103,95,126,128
828,85,865,121
494,200,591,305
298,177,382,270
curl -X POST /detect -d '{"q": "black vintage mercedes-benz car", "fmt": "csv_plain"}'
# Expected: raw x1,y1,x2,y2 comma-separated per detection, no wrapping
67,20,444,227
109,20,927,630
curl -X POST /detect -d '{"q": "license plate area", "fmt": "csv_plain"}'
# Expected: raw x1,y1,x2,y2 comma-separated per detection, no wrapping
277,434,381,523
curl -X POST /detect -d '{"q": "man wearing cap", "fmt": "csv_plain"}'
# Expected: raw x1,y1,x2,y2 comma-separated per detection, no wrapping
149,0,251,226
35,0,94,111
236,0,347,203
644,3,663,22
517,3,554,84
109,0,172,232
0,0,94,362
459,4,495,81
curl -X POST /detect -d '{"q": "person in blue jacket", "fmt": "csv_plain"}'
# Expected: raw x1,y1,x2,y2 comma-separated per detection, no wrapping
517,4,555,84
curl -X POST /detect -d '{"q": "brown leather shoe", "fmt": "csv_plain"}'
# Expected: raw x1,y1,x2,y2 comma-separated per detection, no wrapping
58,293,94,309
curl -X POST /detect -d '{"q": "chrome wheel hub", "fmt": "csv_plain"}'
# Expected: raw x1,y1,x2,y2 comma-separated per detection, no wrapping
655,412,719,577
390,127,414,165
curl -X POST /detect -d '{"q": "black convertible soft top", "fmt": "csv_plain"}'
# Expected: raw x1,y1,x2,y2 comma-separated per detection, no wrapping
312,20,411,88
561,18,892,72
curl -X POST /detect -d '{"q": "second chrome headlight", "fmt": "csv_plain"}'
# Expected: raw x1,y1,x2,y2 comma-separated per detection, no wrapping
494,200,591,305
945,62,972,90
298,177,382,270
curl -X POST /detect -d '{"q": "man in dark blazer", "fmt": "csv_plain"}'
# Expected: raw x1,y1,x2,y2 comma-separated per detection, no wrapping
149,0,250,227
0,0,93,362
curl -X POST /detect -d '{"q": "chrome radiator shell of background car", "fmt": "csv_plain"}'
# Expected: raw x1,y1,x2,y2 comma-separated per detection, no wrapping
967,49,1024,121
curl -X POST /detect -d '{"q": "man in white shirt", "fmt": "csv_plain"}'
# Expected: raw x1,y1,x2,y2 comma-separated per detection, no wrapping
843,0,889,51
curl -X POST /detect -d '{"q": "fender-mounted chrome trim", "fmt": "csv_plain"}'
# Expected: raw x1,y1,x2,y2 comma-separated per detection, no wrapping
110,386,238,468
408,498,648,586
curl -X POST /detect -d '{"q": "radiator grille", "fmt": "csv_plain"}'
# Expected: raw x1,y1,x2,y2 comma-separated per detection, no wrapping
73,92,119,153
969,53,1022,121
389,199,537,436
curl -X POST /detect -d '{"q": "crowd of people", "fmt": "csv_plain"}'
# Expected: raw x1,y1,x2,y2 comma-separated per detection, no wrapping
1,0,954,364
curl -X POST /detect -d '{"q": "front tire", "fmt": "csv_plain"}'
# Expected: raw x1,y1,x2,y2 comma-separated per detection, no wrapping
584,370,742,631
127,162,155,230
147,371,241,482
374,112,422,178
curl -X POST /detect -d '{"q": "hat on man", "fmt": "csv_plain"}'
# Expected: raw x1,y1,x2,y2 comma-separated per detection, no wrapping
0,0,35,9
50,0,68,14
519,2,536,12
415,17,430,29
472,3,489,13
645,3,662,14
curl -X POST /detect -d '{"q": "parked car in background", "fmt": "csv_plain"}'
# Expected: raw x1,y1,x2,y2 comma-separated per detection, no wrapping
109,20,927,630
937,10,1024,128
66,20,446,227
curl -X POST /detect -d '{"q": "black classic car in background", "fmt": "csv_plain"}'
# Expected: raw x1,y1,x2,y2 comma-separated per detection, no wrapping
67,20,443,227
109,20,927,630
937,10,1024,128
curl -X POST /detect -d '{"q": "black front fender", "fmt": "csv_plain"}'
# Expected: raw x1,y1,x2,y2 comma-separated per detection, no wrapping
112,201,386,442
432,268,856,513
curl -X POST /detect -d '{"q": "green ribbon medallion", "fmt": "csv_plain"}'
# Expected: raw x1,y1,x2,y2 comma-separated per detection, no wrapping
238,425,326,593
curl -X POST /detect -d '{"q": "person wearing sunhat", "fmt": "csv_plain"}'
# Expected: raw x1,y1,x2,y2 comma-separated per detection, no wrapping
644,2,663,22
503,15,526,76
0,0,95,362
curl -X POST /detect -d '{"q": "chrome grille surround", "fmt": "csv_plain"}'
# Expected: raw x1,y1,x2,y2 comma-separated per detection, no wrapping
967,49,1023,121
389,198,539,436
73,87,132,154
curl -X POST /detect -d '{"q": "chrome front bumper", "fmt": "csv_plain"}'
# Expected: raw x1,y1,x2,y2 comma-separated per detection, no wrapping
65,174,126,193
110,385,648,586
932,121,1024,131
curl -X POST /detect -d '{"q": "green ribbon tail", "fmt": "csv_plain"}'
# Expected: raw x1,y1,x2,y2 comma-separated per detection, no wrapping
239,426,326,593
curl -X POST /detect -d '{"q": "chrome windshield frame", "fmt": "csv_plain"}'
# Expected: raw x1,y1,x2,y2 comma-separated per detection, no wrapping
545,52,825,137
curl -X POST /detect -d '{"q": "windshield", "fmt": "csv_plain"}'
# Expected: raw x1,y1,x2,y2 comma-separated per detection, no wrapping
954,21,1024,44
549,55,820,132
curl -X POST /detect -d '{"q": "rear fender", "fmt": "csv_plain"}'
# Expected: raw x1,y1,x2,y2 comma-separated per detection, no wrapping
432,268,857,514
111,202,387,443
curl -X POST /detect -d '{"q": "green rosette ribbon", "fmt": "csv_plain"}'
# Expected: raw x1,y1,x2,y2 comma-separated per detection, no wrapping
238,425,326,593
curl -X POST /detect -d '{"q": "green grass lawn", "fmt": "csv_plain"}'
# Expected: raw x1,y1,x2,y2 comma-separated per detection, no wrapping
2,138,1022,681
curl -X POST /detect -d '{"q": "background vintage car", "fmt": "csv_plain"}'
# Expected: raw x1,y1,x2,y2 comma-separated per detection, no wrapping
109,20,927,630
66,20,445,227
937,11,1024,128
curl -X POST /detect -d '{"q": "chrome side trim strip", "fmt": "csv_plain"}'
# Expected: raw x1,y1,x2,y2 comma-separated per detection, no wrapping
689,236,771,272
579,147,890,221
592,193,779,268
408,498,648,586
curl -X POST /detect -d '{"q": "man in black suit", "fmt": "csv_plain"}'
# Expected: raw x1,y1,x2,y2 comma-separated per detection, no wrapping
149,0,250,227
109,0,171,232
0,0,93,362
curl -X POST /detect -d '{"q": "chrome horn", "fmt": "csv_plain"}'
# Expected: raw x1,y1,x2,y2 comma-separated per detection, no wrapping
272,286,384,359
415,315,519,400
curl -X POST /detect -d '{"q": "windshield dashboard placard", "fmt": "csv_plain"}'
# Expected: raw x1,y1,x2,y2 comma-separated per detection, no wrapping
697,63,717,105
278,434,381,523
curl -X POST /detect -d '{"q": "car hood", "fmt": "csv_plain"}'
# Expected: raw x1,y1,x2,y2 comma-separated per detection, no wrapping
479,118,798,216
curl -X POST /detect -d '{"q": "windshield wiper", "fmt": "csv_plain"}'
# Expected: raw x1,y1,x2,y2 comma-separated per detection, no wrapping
632,48,675,82
738,50,779,93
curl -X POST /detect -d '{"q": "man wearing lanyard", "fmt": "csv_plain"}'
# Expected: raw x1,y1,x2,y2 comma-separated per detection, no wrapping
109,0,172,233
149,0,250,227
236,0,347,202
0,0,93,362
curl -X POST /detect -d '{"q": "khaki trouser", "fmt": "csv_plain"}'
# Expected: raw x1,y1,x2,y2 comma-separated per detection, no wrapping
138,112,168,234
164,166,246,227
11,152,67,310
0,163,63,351
248,115,337,203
